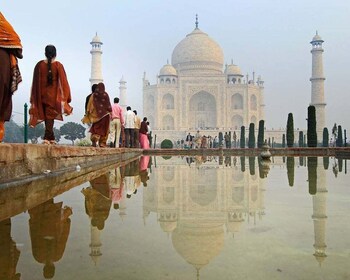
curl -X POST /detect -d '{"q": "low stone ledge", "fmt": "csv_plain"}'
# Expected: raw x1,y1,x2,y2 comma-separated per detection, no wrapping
0,144,142,183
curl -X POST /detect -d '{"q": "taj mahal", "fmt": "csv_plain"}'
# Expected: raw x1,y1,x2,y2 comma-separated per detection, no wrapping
89,16,326,145
142,17,265,142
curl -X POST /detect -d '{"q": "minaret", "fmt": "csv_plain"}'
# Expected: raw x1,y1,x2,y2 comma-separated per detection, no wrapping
310,32,326,138
312,158,328,265
89,33,103,86
89,225,102,265
119,76,127,110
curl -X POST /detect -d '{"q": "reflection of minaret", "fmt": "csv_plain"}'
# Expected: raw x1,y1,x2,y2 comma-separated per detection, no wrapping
89,225,102,265
310,32,326,138
119,76,127,110
312,158,327,264
89,33,103,86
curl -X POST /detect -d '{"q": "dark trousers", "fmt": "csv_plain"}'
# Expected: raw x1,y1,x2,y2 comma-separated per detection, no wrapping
124,128,134,148
44,119,55,141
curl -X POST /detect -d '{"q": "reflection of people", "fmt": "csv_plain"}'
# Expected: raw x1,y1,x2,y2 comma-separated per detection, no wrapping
82,83,112,147
0,12,23,143
28,199,72,279
109,167,124,209
82,173,112,230
139,156,150,186
0,218,21,280
29,45,72,144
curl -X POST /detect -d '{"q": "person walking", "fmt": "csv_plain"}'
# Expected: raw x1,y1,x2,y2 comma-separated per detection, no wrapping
133,110,141,148
0,12,23,142
29,45,72,144
124,106,135,148
82,83,112,147
107,97,124,148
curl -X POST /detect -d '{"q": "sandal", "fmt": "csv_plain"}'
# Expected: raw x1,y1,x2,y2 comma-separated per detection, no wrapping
50,140,57,145
42,140,50,145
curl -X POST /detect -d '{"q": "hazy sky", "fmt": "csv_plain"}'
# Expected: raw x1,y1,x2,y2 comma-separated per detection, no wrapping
2,0,349,132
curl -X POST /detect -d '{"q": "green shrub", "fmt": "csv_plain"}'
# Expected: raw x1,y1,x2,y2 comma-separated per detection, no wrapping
307,106,317,147
286,113,294,147
161,139,173,149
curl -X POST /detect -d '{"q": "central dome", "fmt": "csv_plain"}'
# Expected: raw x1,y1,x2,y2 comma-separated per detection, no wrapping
171,28,224,73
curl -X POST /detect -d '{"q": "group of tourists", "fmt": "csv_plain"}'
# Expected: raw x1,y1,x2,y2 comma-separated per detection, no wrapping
82,93,151,149
185,131,219,149
0,12,150,148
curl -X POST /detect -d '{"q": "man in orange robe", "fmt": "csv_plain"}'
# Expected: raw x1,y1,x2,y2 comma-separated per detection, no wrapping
0,12,23,142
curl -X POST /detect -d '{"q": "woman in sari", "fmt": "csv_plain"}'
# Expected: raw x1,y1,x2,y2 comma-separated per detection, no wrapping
29,45,72,144
82,82,112,147
139,117,149,149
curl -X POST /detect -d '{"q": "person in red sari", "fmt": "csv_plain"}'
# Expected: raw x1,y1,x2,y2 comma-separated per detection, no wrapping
139,117,150,149
82,82,112,147
29,45,72,144
0,12,23,143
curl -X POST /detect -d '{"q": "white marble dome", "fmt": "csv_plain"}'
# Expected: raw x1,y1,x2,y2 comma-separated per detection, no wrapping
171,28,224,73
91,33,102,44
159,63,177,76
225,63,242,76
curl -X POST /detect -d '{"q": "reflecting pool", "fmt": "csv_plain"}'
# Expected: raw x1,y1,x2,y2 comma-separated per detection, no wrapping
1,156,350,280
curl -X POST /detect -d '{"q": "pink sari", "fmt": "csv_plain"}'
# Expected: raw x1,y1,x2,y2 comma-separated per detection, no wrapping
139,133,150,149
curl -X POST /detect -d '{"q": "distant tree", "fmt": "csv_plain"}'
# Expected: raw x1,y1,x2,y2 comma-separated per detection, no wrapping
240,156,245,172
344,129,347,147
53,127,61,143
248,123,255,148
336,125,343,147
161,139,173,149
3,119,22,143
240,126,245,148
298,131,304,147
286,113,294,147
323,157,329,170
282,134,286,148
257,120,265,148
307,106,317,147
287,157,295,187
308,157,317,195
27,123,45,143
322,127,329,147
60,122,86,145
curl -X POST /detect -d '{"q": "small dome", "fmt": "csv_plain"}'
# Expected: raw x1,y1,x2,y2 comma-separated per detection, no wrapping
171,28,224,73
159,64,177,76
91,33,102,44
225,64,242,76
311,32,323,43
160,221,178,233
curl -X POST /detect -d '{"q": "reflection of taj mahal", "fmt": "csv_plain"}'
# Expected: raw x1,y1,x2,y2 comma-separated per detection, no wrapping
142,17,265,142
143,156,267,271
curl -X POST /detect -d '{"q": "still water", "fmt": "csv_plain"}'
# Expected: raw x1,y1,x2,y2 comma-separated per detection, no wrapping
1,156,350,280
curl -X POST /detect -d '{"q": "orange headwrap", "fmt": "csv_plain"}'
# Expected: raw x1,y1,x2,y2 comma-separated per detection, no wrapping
0,12,22,49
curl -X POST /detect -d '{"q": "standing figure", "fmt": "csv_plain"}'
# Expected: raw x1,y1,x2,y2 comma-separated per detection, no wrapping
195,130,202,148
82,83,112,147
0,12,23,143
133,110,141,148
139,117,150,149
29,45,72,144
107,97,124,148
124,106,135,148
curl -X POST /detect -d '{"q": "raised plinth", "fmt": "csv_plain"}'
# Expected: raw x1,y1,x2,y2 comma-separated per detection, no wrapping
0,144,142,184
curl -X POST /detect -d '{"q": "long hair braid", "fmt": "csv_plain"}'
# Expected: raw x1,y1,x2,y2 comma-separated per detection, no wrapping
45,45,57,86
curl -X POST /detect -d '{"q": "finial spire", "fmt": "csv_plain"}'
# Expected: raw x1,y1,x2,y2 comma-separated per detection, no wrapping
231,58,233,64
195,14,199,29
316,30,318,35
